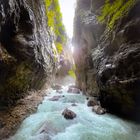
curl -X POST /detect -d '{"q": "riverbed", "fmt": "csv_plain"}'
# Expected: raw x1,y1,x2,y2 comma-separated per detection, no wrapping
10,85,140,140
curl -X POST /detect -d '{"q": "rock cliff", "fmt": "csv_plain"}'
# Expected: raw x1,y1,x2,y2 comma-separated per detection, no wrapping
0,0,56,106
73,0,140,121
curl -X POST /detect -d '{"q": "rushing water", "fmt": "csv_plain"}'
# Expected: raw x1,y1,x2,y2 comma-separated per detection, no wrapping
10,85,140,140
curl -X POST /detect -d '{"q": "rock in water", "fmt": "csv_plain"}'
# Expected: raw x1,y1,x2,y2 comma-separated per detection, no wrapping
67,86,80,94
71,103,77,106
69,85,79,89
62,108,77,119
0,0,56,106
56,90,63,94
49,96,63,101
36,121,60,136
52,84,62,90
92,105,106,115
87,97,99,107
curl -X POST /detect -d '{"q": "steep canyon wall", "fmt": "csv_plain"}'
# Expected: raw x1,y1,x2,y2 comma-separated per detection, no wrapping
0,0,56,106
73,0,140,121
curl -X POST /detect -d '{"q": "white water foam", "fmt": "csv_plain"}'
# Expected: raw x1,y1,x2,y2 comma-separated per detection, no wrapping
10,86,140,140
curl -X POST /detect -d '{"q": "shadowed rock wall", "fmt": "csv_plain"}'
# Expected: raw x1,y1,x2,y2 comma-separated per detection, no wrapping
0,0,56,106
73,0,140,121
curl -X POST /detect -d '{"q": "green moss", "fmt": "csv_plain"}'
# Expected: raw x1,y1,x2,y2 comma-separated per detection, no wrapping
55,42,63,54
68,64,76,79
7,63,32,93
98,0,136,29
68,70,76,79
45,0,67,53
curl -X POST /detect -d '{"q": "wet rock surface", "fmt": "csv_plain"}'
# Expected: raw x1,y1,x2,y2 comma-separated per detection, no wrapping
49,95,64,101
71,103,77,106
0,0,56,106
56,90,63,94
52,84,62,90
92,105,106,115
67,86,81,94
87,97,99,107
87,97,106,115
62,108,77,120
0,89,47,139
73,0,140,121
37,121,60,136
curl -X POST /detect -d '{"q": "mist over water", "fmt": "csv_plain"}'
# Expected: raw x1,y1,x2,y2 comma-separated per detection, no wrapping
10,85,140,140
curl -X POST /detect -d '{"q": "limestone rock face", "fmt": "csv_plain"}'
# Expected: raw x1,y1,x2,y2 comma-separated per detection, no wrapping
73,0,140,121
0,0,56,106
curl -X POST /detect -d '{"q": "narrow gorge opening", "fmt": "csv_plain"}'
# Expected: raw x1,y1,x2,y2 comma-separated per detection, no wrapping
53,0,76,86
0,0,140,140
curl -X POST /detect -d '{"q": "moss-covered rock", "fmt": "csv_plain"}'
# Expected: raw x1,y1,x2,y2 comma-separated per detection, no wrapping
98,0,136,29
45,0,67,54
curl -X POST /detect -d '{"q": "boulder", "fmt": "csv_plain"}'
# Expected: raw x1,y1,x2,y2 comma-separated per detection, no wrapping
56,90,63,94
62,108,76,119
87,97,99,107
71,103,77,106
49,96,63,101
92,105,106,115
67,87,80,94
52,84,62,90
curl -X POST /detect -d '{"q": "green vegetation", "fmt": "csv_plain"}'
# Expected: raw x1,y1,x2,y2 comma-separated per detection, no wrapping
55,42,63,54
45,0,67,54
8,63,32,93
98,0,136,29
68,64,76,79
68,70,76,79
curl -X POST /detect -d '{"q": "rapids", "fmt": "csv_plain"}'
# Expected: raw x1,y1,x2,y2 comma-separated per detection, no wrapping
10,85,140,140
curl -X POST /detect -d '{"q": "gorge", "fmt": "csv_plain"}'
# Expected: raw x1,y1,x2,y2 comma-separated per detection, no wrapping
0,0,140,139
